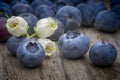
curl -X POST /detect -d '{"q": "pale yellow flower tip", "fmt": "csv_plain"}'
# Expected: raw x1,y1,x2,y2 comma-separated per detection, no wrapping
35,17,58,38
38,38,57,57
6,16,28,37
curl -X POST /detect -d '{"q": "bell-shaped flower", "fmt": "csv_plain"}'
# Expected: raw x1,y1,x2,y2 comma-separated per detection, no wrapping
6,16,28,37
38,38,56,56
34,17,58,38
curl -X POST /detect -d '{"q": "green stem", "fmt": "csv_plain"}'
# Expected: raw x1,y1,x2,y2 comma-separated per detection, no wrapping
29,33,37,39
26,33,30,38
5,14,10,19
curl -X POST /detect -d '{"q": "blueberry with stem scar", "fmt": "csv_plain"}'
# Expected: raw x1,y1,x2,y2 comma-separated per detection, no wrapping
58,31,90,59
17,40,45,68
89,34,117,67
56,6,82,32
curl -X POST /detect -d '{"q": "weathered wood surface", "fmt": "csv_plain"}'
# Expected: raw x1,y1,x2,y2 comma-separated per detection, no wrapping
0,28,120,80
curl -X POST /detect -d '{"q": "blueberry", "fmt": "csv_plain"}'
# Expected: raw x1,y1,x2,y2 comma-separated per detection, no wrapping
53,0,73,13
0,17,11,42
58,31,90,59
12,3,33,16
7,36,30,56
34,4,55,19
31,0,43,9
19,13,38,35
0,7,12,17
17,40,45,68
31,0,53,9
110,0,120,8
77,3,96,27
48,19,65,41
86,0,107,15
56,6,82,32
95,10,120,32
0,1,10,9
89,42,117,67
112,4,120,19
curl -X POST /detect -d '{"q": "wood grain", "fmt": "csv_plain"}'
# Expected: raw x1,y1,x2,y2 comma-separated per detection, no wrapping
0,27,120,80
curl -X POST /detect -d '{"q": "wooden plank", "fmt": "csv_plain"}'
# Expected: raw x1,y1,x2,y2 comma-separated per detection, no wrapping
0,28,120,80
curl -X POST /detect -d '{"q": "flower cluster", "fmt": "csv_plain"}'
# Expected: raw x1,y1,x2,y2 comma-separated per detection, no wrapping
6,16,58,57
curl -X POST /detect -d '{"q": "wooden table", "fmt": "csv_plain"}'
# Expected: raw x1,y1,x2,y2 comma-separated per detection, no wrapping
0,27,120,80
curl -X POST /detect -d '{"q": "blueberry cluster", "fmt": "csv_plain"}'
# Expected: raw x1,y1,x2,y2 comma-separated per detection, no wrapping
0,0,119,68
0,0,120,41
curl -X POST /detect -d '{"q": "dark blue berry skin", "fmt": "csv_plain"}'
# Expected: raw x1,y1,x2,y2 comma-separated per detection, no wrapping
10,0,20,8
31,0,53,9
110,0,120,8
34,5,55,19
19,13,38,35
49,0,57,3
17,40,45,68
0,17,11,42
12,3,33,16
48,19,65,41
56,6,82,32
77,3,96,27
0,1,10,9
53,0,73,13
7,36,30,56
86,0,107,15
58,31,90,59
89,42,117,67
1,0,11,3
26,0,33,4
95,10,120,33
9,0,31,8
20,0,29,4
112,4,120,19
0,7,12,17
69,0,85,6
87,0,103,3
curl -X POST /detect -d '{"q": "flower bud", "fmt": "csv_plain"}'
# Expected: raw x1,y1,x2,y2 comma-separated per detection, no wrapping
38,38,56,56
34,17,58,38
6,16,28,37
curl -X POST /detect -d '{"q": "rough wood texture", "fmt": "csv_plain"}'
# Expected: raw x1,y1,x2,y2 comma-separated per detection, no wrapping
0,28,120,80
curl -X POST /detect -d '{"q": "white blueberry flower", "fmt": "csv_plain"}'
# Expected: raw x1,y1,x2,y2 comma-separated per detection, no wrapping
6,16,28,37
34,17,58,38
38,38,57,56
